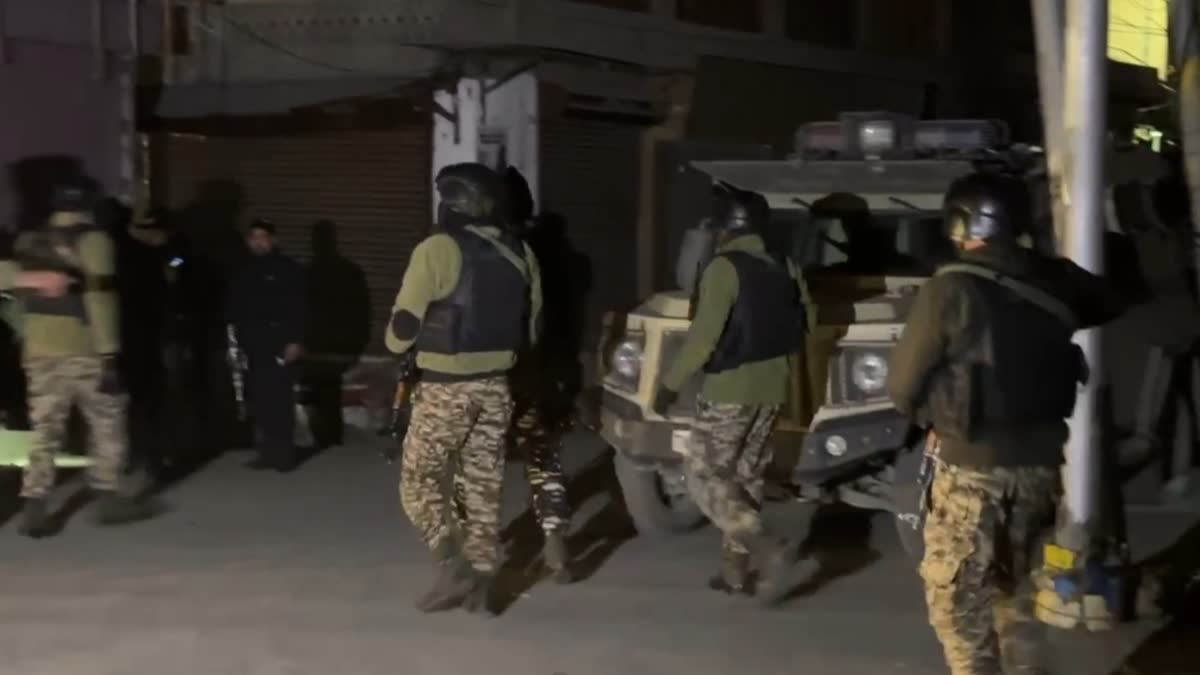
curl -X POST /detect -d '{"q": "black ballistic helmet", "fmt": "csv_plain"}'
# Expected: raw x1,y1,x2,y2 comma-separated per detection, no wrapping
712,186,769,233
435,162,501,222
943,172,1028,245
50,181,93,213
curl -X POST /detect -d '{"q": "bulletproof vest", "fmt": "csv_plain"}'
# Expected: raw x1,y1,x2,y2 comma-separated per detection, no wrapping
417,229,530,356
704,251,806,373
939,265,1084,439
18,223,95,321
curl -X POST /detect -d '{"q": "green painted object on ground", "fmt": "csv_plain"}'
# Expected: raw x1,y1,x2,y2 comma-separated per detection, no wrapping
0,429,92,468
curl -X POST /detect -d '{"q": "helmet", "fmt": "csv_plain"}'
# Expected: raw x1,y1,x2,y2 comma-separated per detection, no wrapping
435,162,501,226
943,172,1028,245
712,186,769,233
50,181,93,213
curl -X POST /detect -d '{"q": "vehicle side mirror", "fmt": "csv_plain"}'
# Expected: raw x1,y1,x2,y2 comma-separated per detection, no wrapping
676,223,716,293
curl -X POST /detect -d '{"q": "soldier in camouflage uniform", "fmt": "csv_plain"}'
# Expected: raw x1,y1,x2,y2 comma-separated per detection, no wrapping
653,187,815,604
501,166,574,583
11,183,157,537
506,373,573,582
887,172,1126,674
387,162,542,614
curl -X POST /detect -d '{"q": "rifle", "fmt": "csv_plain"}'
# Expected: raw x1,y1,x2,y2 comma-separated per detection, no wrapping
379,350,419,463
226,323,248,420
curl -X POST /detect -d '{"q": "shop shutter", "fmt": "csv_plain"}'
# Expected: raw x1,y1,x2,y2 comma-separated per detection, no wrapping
539,115,642,343
161,121,431,355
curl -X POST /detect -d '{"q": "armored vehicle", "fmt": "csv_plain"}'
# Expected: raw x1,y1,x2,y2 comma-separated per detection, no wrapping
597,111,1047,556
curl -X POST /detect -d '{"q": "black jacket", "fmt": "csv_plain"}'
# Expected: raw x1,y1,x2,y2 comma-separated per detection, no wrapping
887,243,1127,468
227,250,305,356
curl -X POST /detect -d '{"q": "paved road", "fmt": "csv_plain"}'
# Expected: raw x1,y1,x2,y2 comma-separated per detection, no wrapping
0,430,1195,675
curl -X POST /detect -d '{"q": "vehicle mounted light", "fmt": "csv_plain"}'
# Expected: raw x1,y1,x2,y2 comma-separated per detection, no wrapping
611,339,644,381
850,352,889,395
913,119,1009,154
824,435,849,457
857,120,898,157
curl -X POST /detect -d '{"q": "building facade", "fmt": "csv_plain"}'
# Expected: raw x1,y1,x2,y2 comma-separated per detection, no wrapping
0,0,161,230
149,0,1162,355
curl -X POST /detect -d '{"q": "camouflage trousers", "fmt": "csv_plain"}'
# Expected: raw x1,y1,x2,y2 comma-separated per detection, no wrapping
21,356,127,499
683,399,780,555
506,397,571,535
399,377,513,574
920,460,1061,675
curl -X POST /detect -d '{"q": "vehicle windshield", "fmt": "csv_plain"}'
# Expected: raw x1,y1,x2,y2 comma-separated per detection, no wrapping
766,206,955,277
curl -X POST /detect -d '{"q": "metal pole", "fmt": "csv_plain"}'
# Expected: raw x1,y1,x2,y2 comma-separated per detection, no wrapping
118,0,139,206
1032,0,1067,250
1061,0,1108,537
1170,0,1200,296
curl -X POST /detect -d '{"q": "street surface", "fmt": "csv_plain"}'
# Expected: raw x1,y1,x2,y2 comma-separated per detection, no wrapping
0,430,1196,675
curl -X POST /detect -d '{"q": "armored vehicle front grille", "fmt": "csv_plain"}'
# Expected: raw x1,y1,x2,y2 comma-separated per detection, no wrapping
657,330,702,416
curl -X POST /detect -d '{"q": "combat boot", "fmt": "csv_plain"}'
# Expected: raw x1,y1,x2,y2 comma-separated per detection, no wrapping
708,548,752,595
461,573,496,616
17,498,55,539
92,491,159,527
416,536,478,613
749,534,812,607
543,531,573,584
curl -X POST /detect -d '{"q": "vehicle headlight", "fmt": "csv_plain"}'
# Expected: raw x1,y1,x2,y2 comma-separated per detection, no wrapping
858,120,897,156
612,339,644,380
850,352,889,394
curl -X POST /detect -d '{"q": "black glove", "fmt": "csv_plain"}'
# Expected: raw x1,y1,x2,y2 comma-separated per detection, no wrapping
652,387,678,417
98,356,123,396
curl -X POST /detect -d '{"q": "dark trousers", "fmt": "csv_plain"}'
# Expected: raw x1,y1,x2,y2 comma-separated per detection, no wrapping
246,350,297,466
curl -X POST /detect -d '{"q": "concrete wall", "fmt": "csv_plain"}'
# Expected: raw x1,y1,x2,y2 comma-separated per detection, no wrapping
0,0,160,229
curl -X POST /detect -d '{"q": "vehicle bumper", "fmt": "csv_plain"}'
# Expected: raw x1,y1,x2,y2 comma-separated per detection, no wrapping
599,390,689,467
798,408,910,472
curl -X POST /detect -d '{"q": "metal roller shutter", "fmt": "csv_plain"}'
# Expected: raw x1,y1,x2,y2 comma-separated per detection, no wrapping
161,122,431,355
539,116,642,342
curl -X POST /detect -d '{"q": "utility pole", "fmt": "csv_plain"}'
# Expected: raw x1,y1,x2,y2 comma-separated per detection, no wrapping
1060,0,1108,539
119,0,141,208
1032,0,1066,248
1033,0,1124,631
1170,0,1200,294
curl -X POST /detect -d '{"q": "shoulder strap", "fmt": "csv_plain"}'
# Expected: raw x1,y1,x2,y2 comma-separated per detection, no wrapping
936,262,1078,331
461,228,530,281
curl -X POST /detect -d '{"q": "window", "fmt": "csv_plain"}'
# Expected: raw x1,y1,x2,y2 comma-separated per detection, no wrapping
677,0,761,33
772,208,952,276
786,2,858,50
566,0,650,10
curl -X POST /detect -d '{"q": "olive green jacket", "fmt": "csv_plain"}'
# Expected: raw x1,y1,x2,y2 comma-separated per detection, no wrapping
662,233,815,405
15,213,120,360
385,225,543,377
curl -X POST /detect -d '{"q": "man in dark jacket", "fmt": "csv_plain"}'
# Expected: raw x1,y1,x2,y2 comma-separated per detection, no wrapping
227,218,305,472
887,172,1126,674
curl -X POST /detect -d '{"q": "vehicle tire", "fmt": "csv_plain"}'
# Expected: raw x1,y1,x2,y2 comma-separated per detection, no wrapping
892,444,927,565
613,453,707,536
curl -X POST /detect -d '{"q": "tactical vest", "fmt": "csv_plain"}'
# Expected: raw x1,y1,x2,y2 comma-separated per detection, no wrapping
934,263,1085,440
704,251,806,373
417,229,530,356
18,223,96,321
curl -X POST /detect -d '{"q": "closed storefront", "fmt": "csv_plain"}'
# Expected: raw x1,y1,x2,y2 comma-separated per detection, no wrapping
160,119,431,355
539,114,644,342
